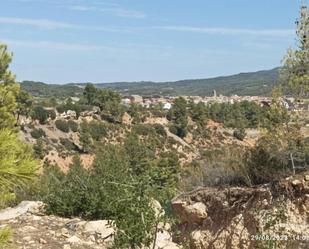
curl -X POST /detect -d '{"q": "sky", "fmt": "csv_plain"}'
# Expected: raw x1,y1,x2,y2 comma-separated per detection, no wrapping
0,0,304,84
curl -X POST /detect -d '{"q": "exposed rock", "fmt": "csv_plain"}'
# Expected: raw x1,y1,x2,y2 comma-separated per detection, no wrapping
83,220,115,241
0,204,110,249
184,132,193,143
173,201,207,224
0,201,44,221
122,112,132,125
292,179,302,186
67,235,81,244
172,173,309,249
39,238,47,244
0,200,182,249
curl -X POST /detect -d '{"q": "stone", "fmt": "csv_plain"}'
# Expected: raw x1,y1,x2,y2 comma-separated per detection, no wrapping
23,236,32,242
305,175,309,181
89,235,96,242
151,199,165,218
23,225,37,231
83,220,115,241
39,238,47,244
61,227,70,238
183,202,208,224
63,245,71,249
67,235,81,244
292,179,302,186
0,201,44,221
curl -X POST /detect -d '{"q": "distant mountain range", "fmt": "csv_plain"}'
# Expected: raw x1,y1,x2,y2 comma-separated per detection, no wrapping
21,67,280,97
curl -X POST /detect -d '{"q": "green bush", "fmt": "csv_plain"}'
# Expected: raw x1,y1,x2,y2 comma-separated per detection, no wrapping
60,138,76,151
40,137,180,248
169,124,187,138
30,128,46,139
33,139,46,159
180,146,250,191
132,124,155,136
55,120,70,133
68,120,78,132
80,121,107,141
153,124,167,137
233,128,246,141
31,106,49,124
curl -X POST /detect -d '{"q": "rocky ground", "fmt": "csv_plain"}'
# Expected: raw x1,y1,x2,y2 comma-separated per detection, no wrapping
171,173,309,249
0,202,179,249
3,174,309,249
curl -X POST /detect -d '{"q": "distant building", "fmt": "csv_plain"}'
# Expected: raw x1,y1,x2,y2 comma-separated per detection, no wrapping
131,95,143,104
121,98,131,106
213,90,217,98
163,103,172,110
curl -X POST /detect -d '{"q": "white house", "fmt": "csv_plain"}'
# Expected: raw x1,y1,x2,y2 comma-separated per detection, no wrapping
163,103,172,110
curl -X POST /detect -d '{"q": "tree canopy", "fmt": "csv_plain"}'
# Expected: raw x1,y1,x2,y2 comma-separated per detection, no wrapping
281,4,309,98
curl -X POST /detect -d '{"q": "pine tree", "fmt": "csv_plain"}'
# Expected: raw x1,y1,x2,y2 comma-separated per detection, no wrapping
0,43,38,247
0,129,38,208
281,4,309,98
0,44,20,128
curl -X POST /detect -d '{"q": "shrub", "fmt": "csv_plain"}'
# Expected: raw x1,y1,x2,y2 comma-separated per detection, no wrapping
132,124,155,136
0,227,13,248
47,110,56,120
169,124,187,138
153,124,167,137
33,139,46,159
79,132,93,153
179,146,251,191
40,138,180,248
60,138,76,151
233,128,246,141
68,120,78,132
55,120,70,133
31,106,49,124
80,121,107,141
30,128,46,139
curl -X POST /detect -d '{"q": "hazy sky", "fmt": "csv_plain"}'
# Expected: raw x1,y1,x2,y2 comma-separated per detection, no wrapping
0,0,303,83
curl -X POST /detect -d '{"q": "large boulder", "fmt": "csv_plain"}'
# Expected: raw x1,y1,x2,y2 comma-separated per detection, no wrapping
172,201,207,225
0,201,44,221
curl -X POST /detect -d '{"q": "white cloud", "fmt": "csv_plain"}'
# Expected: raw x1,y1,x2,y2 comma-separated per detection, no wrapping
0,17,75,29
0,17,133,33
13,0,146,19
0,38,114,51
0,17,293,38
70,5,146,19
154,26,294,37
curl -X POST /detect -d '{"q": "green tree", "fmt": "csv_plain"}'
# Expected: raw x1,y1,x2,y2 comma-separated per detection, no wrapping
128,103,143,124
83,83,98,105
41,133,180,248
262,86,290,132
190,101,207,125
168,97,188,138
16,91,33,121
0,44,20,128
0,129,38,208
281,4,309,98
31,106,49,124
0,44,38,247
124,133,151,176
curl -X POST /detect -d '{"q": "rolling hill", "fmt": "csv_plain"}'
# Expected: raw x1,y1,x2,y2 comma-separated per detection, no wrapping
21,67,279,97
